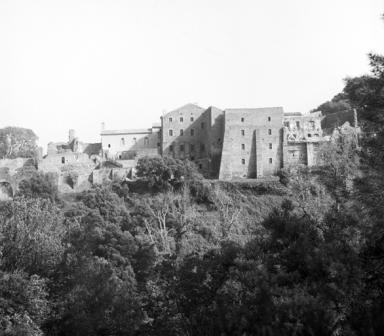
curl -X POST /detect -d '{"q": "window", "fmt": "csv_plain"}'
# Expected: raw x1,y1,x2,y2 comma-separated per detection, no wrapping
157,142,160,147
269,143,272,149
199,163,202,169
307,134,312,138
200,143,205,152
61,157,65,164
190,129,195,136
121,137,125,146
191,156,195,161
268,116,271,122
241,159,245,165
241,130,245,136
269,158,273,164
108,144,111,148
201,122,205,129
284,121,289,127
169,117,173,122
241,144,245,150
180,117,183,122
268,129,272,135
133,137,137,143
296,121,300,129
169,145,174,152
169,130,173,136
190,116,194,122
180,144,185,152
119,155,122,159
180,129,184,136
241,117,244,122
144,137,149,145
190,144,195,152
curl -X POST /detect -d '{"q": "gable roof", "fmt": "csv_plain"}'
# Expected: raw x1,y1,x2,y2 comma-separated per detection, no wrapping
162,103,205,118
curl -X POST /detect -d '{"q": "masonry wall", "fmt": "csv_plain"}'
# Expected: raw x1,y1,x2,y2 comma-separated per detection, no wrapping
219,108,283,180
161,104,211,176
208,106,225,178
101,129,160,160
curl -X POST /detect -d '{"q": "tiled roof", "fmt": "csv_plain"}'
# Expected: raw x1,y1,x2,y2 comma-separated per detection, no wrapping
101,129,152,135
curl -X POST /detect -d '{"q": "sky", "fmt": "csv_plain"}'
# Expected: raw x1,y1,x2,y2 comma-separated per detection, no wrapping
0,0,383,150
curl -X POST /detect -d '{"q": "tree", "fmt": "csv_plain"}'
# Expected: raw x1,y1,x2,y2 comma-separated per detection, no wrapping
136,156,202,191
0,127,39,159
17,172,59,202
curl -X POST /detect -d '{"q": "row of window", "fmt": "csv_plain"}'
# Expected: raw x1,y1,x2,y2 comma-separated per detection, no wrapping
241,158,273,165
169,128,198,136
119,137,149,146
169,143,205,153
169,116,195,123
241,116,272,122
240,143,273,150
241,129,272,136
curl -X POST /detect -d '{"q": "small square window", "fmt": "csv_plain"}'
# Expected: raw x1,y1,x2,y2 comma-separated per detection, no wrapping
241,144,245,150
190,129,195,136
241,117,244,122
169,117,173,122
268,116,271,122
61,157,65,164
269,158,273,164
180,129,184,136
180,117,183,122
269,143,272,149
308,134,312,137
241,159,245,165
190,116,194,122
169,130,173,136
241,130,245,136
268,129,272,135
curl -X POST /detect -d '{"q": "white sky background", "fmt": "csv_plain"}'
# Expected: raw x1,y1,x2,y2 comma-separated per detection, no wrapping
0,0,383,150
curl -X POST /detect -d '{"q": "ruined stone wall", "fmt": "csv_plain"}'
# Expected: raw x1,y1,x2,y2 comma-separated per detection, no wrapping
219,108,283,180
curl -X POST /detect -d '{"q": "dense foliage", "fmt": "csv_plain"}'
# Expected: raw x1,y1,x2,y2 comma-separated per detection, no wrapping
0,127,39,159
1,17,384,336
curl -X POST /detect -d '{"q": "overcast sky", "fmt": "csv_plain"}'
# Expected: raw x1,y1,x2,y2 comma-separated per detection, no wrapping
0,0,383,150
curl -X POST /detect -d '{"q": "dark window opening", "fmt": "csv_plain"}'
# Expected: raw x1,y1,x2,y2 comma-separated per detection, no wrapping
190,116,194,122
308,134,312,137
169,117,173,122
269,158,273,164
269,143,272,149
191,129,195,136
241,144,245,150
190,144,195,152
200,144,205,152
61,157,65,164
241,130,245,136
201,122,205,129
180,144,185,152
268,129,272,135
108,144,111,148
169,145,174,152
241,159,245,165
169,130,173,136
241,117,244,122
268,116,271,121
180,129,184,136
199,163,202,169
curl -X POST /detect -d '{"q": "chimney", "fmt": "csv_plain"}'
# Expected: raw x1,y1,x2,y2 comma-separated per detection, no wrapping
68,129,76,142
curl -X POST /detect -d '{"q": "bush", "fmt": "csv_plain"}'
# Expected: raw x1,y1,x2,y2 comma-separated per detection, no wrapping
136,156,203,191
17,172,59,201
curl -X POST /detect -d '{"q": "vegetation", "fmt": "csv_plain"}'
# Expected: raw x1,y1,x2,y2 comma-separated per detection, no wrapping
0,14,384,336
0,127,39,159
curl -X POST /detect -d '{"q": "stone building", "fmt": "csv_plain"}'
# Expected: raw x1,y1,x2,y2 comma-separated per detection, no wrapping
100,124,161,161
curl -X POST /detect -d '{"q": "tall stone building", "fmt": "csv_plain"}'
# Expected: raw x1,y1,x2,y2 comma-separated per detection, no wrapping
98,103,346,180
